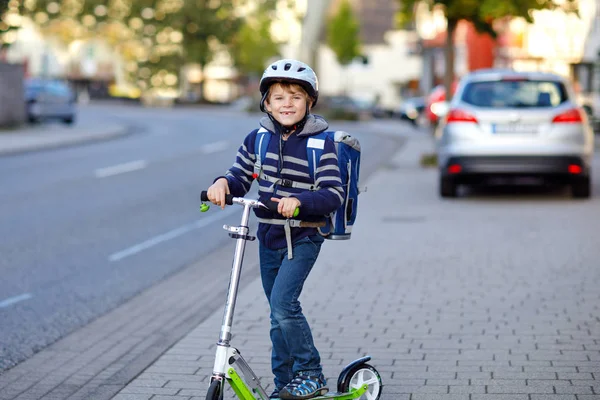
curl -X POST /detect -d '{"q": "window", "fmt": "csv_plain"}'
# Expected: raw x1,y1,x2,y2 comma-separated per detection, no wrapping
462,80,568,108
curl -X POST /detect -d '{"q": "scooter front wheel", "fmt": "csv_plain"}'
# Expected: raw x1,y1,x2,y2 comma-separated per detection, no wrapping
206,379,223,400
339,364,382,400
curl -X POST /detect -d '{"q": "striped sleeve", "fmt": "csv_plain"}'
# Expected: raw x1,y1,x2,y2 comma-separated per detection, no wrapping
223,130,257,197
294,136,344,216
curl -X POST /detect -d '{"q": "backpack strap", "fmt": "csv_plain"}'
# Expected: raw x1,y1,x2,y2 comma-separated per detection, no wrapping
258,173,318,191
307,132,336,237
253,127,271,179
257,218,326,259
306,131,328,185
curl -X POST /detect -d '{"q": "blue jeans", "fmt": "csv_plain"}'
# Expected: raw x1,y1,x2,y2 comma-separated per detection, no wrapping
259,235,325,390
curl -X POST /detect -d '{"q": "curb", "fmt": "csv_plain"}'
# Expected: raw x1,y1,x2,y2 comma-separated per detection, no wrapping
0,125,130,156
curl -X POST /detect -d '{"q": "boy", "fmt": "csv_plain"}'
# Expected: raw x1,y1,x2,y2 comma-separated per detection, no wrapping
206,59,344,399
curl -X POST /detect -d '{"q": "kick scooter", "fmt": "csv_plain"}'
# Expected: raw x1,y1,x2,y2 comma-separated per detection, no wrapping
200,191,383,400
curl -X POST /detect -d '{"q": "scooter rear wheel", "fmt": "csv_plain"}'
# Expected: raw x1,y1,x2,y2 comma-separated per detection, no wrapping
206,379,223,400
339,364,382,400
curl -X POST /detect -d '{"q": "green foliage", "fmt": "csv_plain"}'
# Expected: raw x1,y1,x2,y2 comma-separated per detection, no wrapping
0,0,19,49
396,0,578,100
396,0,579,37
419,152,438,168
174,0,241,68
0,0,8,16
16,0,287,94
327,0,361,66
230,16,280,77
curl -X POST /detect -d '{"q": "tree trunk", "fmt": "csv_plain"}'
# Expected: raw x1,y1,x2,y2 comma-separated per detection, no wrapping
199,63,205,102
444,19,458,103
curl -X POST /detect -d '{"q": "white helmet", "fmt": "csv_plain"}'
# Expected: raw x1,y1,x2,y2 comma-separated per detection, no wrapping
259,59,319,107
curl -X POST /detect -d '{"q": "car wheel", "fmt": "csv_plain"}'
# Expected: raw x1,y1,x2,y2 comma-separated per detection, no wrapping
440,176,458,198
571,177,591,199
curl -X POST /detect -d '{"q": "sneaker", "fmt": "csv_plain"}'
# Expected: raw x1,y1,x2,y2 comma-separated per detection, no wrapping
278,373,328,399
269,388,281,399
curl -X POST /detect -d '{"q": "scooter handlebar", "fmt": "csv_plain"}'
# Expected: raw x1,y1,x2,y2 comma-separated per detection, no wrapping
200,190,234,205
262,199,282,214
200,191,299,216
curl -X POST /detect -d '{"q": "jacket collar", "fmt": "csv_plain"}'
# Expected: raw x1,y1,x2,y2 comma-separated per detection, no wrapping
259,114,329,137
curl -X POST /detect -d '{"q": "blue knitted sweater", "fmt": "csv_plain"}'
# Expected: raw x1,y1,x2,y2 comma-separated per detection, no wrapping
221,114,344,250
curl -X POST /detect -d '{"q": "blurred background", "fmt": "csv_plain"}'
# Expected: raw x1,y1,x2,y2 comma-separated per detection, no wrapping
0,0,598,128
1,2,600,394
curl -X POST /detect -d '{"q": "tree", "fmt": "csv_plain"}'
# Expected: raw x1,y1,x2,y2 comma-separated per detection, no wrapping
0,0,22,53
17,0,286,97
326,0,361,66
169,0,241,99
230,0,283,91
230,16,280,80
396,0,578,101
0,0,8,16
326,0,361,96
0,0,10,51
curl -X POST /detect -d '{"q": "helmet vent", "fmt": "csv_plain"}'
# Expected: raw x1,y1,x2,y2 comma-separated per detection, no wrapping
284,63,292,71
298,67,306,72
271,65,277,70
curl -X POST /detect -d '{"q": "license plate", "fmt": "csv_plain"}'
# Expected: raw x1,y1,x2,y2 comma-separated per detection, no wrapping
492,123,538,133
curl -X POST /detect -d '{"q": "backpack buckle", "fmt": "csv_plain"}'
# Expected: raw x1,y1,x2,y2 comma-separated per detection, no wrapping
281,178,293,187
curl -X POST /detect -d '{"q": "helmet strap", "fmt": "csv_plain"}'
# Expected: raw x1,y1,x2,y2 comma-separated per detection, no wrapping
259,91,269,113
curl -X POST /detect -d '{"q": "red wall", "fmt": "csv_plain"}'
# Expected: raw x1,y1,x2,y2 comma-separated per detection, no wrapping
466,23,496,71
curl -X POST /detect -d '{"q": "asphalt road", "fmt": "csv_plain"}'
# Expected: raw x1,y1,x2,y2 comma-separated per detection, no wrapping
0,103,405,371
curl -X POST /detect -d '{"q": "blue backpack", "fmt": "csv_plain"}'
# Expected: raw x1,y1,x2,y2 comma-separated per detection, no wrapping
254,128,362,240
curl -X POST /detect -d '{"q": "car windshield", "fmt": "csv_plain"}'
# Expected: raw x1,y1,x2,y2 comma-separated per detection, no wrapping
461,80,568,108
47,82,71,96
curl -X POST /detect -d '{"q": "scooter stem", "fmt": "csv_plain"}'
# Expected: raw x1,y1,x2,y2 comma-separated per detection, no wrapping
218,203,252,345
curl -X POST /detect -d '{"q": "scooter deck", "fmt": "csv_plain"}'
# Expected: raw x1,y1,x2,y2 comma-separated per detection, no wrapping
271,396,350,400
271,390,363,399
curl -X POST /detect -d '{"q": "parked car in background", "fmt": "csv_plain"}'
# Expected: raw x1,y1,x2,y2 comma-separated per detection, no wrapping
579,92,600,133
396,96,426,126
316,95,374,121
436,69,594,199
25,78,76,124
425,82,457,126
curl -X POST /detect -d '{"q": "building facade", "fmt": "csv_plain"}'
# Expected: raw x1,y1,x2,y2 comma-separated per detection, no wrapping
316,0,422,110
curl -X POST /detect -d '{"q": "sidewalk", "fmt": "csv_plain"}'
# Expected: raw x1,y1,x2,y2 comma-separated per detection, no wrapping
0,122,129,156
109,132,600,400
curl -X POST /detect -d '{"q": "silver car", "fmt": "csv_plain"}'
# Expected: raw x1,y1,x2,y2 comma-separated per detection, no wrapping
25,79,76,124
435,69,594,198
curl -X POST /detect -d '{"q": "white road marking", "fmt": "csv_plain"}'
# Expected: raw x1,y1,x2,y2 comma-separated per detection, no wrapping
95,160,147,178
0,293,33,308
93,141,227,179
109,206,238,262
200,140,229,154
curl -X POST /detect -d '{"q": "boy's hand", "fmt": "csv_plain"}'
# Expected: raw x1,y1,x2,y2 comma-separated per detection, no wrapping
271,197,300,218
207,178,230,209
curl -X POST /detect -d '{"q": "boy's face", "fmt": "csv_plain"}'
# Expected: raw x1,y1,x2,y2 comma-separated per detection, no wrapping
265,83,312,127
